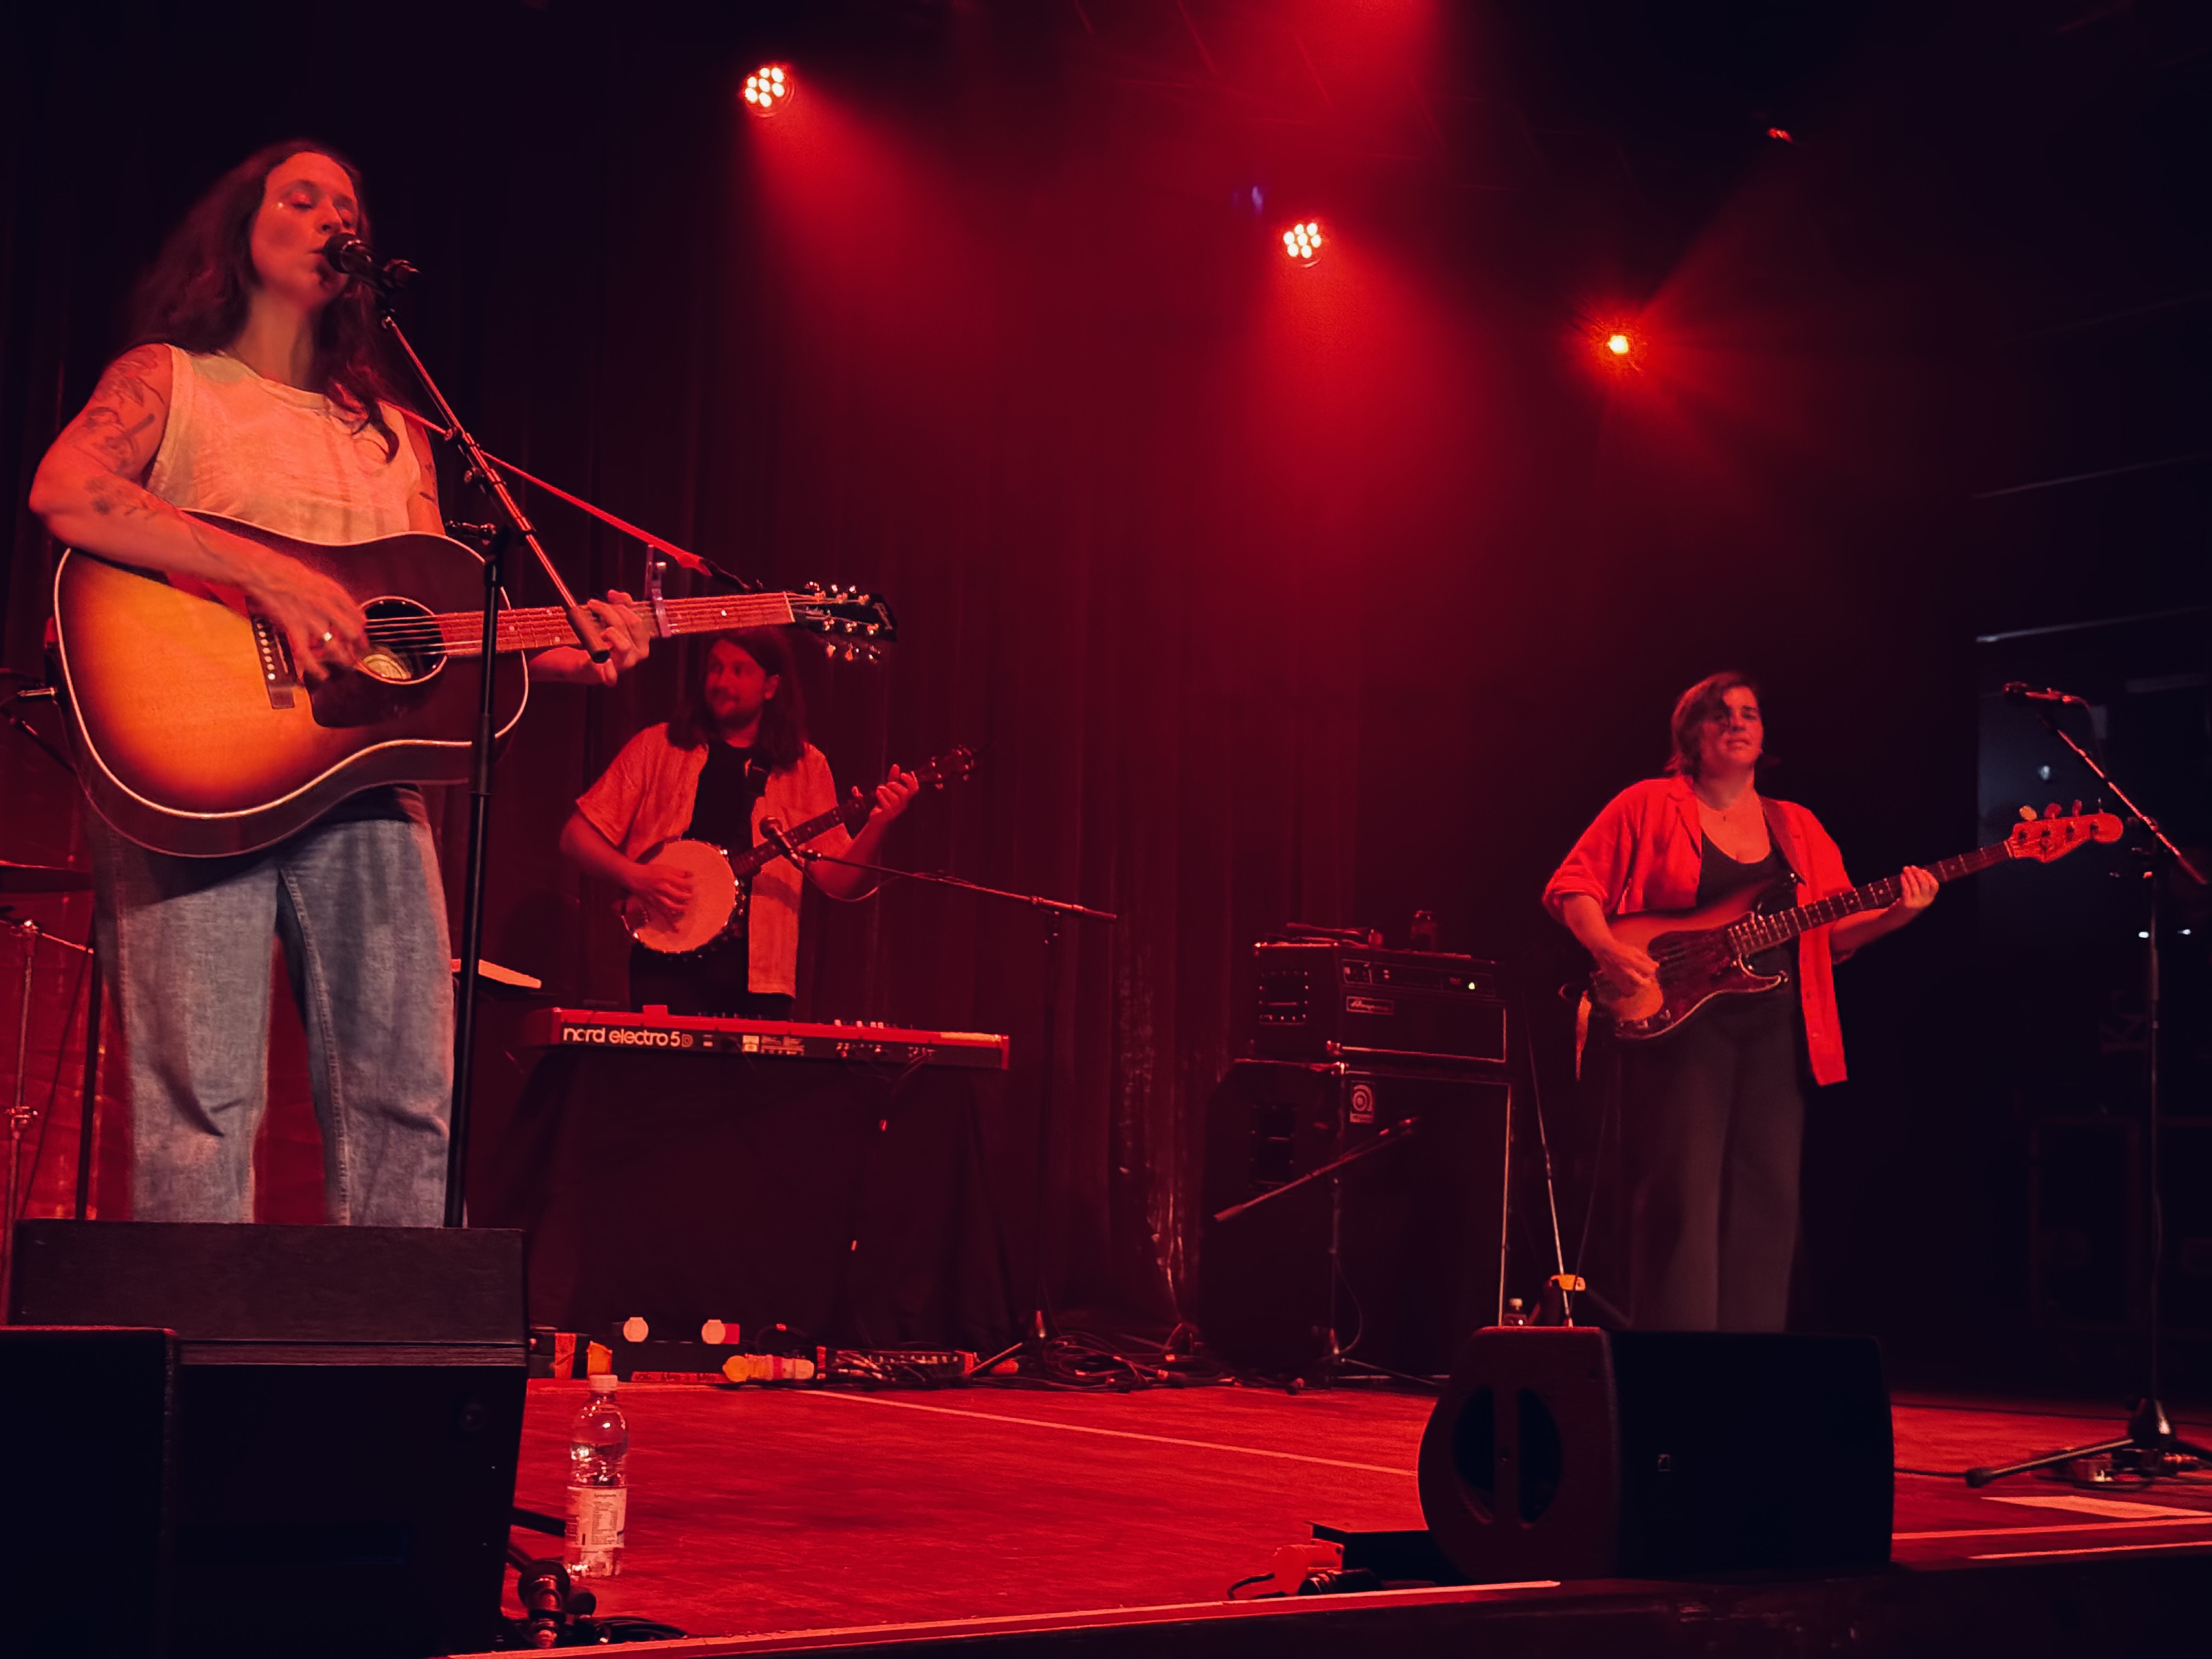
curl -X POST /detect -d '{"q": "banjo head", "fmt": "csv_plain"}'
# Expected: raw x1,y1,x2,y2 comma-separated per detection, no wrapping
625,838,741,955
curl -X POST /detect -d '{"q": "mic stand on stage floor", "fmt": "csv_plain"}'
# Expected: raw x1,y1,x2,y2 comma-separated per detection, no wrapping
362,273,612,1229
769,843,1116,1373
1966,700,2210,1488
1210,1119,1436,1387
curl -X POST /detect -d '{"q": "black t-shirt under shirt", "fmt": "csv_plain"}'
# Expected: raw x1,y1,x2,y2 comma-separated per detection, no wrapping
626,742,772,1016
1696,836,1796,985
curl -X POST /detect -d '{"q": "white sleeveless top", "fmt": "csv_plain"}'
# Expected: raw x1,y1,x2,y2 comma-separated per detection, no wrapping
144,346,420,540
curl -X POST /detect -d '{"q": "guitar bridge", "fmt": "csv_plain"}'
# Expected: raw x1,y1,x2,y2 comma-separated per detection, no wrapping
250,615,299,709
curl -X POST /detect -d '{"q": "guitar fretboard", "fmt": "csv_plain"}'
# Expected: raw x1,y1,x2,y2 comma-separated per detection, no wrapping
397,592,803,657
1726,842,2012,953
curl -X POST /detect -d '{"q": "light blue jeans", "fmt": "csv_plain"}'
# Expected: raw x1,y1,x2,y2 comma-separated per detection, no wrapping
87,794,454,1224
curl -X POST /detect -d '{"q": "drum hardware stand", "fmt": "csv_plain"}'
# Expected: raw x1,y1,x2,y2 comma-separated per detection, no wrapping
1966,695,2210,1487
3,681,104,1232
1210,1116,1433,1386
0,915,94,1304
766,840,1116,1372
348,251,613,1228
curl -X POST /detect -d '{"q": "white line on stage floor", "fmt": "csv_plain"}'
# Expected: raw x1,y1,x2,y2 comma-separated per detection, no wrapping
802,1391,1417,1477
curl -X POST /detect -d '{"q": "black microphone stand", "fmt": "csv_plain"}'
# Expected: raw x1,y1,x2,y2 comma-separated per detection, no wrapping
767,840,1116,1371
1966,698,2210,1487
356,261,611,1228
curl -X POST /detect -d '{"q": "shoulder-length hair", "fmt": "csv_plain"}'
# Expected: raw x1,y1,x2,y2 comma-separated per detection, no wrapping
1666,670,1763,776
667,628,809,771
125,139,404,460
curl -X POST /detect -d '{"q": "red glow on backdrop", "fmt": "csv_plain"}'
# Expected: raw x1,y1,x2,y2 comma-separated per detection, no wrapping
1282,221,1324,264
744,64,791,115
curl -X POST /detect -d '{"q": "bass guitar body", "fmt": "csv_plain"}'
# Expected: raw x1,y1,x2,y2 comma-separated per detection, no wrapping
1589,810,2121,1041
1594,882,1795,1041
52,518,525,858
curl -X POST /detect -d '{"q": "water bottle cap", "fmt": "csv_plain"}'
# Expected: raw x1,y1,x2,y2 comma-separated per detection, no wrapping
589,1372,619,1394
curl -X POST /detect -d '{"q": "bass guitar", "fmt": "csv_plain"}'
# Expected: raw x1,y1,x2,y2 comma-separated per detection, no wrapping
624,746,978,955
49,514,895,857
1592,807,2122,1040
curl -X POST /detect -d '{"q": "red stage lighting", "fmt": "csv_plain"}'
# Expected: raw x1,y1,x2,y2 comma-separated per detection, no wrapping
1282,221,1324,265
743,65,792,115
1605,332,1632,357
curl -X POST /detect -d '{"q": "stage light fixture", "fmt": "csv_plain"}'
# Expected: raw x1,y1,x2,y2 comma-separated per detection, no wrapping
1282,221,1324,265
1606,332,1632,356
744,64,792,115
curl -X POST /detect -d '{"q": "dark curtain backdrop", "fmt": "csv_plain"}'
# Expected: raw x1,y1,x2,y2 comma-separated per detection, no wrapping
4,2,2204,1372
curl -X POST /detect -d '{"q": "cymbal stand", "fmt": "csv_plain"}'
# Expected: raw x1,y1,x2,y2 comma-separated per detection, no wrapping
1966,699,2210,1487
2,921,38,1304
770,843,1116,1372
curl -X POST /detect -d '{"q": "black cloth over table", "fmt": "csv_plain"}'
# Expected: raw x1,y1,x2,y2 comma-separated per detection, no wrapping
476,1047,1014,1352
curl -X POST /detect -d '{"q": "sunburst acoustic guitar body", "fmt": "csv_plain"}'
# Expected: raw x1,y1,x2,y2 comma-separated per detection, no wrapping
52,516,526,857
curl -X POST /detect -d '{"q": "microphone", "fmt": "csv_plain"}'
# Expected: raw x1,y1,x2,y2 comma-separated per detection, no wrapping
759,818,805,866
2002,682,2086,706
318,232,416,294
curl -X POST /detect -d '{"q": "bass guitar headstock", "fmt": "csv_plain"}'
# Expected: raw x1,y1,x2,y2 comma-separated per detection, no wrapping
2006,804,2125,864
793,584,898,662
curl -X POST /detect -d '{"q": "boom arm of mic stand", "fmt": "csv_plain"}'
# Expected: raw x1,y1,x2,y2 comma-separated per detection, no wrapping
776,845,1120,922
1211,1119,1422,1223
2036,710,2207,885
377,315,608,662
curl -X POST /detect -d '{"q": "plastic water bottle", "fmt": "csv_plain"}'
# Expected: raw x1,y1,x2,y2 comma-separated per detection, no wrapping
565,1374,629,1578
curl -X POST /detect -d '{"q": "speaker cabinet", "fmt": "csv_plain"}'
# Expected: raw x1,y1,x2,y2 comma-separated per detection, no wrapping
7,1222,527,1659
1199,1060,1510,1378
1417,1327,1892,1580
0,1327,178,1658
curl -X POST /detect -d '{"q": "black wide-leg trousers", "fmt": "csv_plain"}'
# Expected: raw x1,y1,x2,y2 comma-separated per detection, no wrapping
1616,990,1806,1331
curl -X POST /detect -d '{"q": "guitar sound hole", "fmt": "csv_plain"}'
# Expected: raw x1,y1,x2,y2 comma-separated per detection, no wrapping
358,596,445,685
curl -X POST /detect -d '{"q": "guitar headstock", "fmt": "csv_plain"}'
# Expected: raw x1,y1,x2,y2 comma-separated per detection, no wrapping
912,745,978,789
2006,804,2125,864
837,746,979,832
793,584,897,662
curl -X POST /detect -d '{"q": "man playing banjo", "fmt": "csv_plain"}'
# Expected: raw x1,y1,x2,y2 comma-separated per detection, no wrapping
559,628,919,1018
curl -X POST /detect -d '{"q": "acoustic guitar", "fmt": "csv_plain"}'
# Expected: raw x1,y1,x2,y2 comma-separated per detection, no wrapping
1592,808,2123,1040
624,746,979,955
49,514,895,857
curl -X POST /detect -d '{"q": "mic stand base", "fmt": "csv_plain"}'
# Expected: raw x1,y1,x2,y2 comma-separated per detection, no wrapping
777,845,1115,1377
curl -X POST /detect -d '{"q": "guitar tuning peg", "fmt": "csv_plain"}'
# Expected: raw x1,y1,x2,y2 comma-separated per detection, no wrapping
2070,800,2083,817
840,646,859,663
2045,803,2062,822
822,641,838,659
2018,805,2038,821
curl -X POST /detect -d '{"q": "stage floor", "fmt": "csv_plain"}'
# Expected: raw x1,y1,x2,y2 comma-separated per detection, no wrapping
485,1376,2212,1654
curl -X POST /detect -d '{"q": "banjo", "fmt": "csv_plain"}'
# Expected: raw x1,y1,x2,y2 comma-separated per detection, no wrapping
624,746,978,955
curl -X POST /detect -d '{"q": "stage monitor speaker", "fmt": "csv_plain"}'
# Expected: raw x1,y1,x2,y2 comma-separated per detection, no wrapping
1199,1059,1510,1378
7,1222,528,1659
0,1327,178,1659
1417,1327,1892,1581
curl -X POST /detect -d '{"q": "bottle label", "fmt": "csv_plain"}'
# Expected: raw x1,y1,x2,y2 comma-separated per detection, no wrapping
566,1485,628,1551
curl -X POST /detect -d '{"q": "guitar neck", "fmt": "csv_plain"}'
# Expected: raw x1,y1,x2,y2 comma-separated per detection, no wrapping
728,802,859,881
1729,840,2011,952
434,592,802,656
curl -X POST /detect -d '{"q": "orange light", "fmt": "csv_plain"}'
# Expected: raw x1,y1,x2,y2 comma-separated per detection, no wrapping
1282,220,1324,265
743,64,792,115
1606,332,1631,356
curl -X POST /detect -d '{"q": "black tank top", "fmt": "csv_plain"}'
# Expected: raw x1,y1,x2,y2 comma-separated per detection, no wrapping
1696,836,1796,983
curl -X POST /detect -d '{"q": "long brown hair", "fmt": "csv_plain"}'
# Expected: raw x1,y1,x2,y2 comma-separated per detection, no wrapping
667,629,809,771
125,139,404,459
